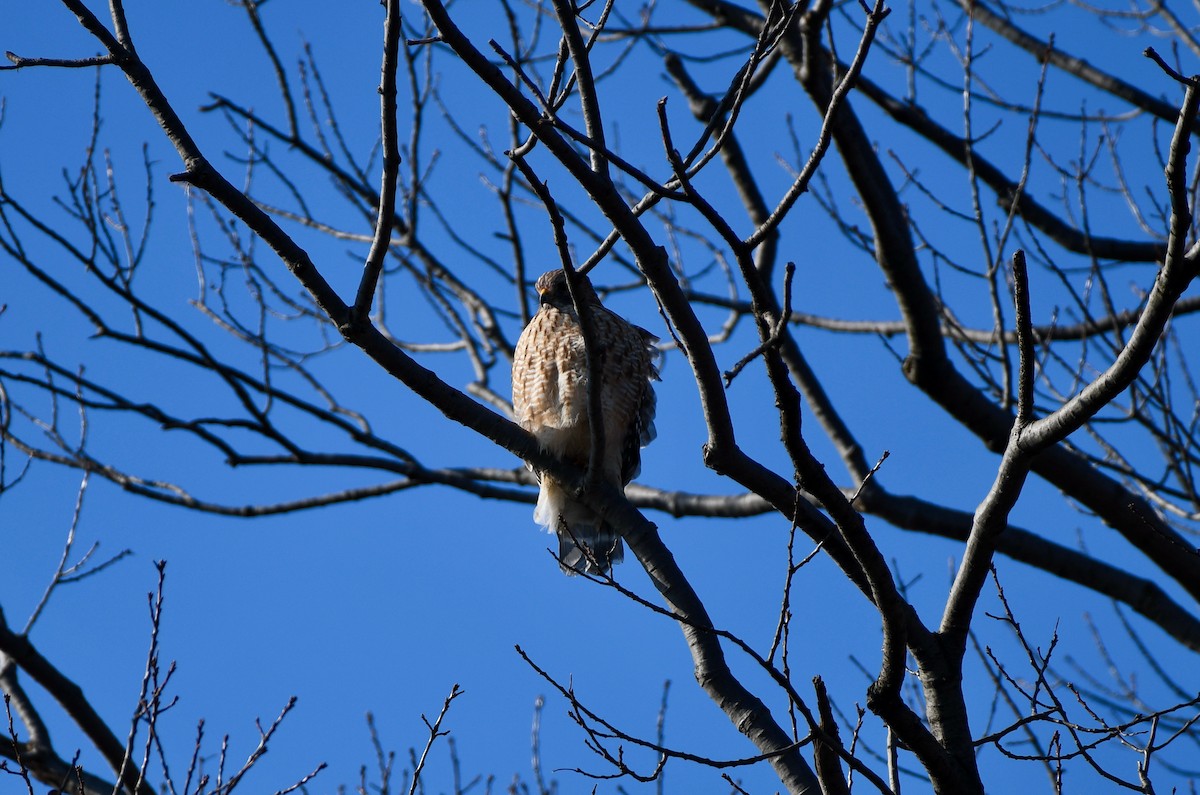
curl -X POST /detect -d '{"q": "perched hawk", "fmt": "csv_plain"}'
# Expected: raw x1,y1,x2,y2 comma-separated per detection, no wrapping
512,269,658,575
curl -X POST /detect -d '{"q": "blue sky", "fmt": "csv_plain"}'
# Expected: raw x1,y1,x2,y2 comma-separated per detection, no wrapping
3,1,1199,793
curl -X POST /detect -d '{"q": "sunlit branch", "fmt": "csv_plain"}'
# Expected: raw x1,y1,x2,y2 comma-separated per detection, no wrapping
353,0,404,320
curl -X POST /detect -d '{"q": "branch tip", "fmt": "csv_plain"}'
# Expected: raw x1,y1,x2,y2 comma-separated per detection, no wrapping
1144,47,1198,87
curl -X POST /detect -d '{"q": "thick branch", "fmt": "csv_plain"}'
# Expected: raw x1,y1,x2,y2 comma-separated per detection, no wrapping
0,609,154,795
353,0,403,318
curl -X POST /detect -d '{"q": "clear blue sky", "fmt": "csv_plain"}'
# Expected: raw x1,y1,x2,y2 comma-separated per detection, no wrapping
2,1,1197,792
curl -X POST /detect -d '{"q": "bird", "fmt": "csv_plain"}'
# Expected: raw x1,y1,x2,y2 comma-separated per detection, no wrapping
511,269,658,575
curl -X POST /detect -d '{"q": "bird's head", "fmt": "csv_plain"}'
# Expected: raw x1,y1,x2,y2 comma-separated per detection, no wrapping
534,269,599,314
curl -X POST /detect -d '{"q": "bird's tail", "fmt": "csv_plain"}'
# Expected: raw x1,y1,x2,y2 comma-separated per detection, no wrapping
534,480,625,576
557,520,624,576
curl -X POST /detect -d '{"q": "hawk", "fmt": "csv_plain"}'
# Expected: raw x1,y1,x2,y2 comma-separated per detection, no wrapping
512,269,658,575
